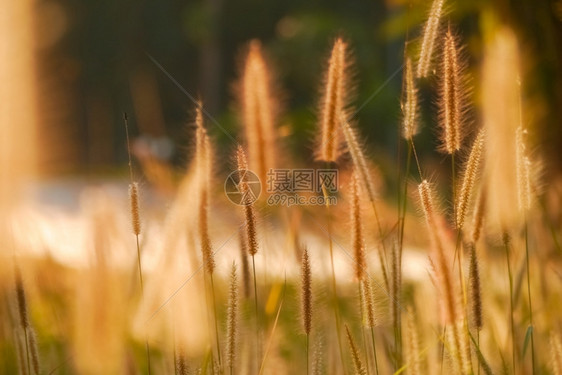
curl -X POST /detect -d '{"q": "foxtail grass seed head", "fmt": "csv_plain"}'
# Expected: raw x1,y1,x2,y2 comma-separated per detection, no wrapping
439,29,463,154
301,247,312,335
471,186,486,243
239,40,278,182
237,146,259,256
350,172,366,281
128,182,141,236
468,243,483,330
402,57,419,139
456,129,485,229
418,180,438,245
341,116,376,203
361,277,376,329
417,0,445,78
199,189,215,274
14,265,29,329
516,126,532,213
226,263,239,371
176,358,189,375
316,38,351,162
195,103,212,187
344,324,367,375
195,104,215,274
483,27,521,231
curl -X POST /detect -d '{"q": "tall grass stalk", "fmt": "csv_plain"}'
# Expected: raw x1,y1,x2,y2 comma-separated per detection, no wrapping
195,103,223,371
124,113,151,375
503,232,516,371
340,116,389,292
345,324,368,375
236,145,261,371
301,247,312,375
321,181,347,375
226,263,238,375
524,221,535,373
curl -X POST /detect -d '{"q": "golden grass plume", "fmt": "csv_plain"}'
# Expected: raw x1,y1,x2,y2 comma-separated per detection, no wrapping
301,246,312,335
438,28,468,154
128,182,141,236
417,0,445,78
238,40,278,182
402,57,419,140
468,243,483,331
316,38,353,162
344,324,367,375
237,146,259,256
350,172,367,281
456,129,485,230
195,104,215,274
226,262,239,372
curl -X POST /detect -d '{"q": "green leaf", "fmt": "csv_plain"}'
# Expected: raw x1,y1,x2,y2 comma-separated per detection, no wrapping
469,330,494,375
522,325,534,358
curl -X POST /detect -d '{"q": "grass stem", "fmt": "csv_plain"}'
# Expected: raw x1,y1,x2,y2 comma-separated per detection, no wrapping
252,254,260,372
503,233,516,372
524,221,535,374
209,273,223,372
135,234,151,375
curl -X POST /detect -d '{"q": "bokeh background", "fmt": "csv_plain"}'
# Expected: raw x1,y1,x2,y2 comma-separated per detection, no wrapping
30,0,562,180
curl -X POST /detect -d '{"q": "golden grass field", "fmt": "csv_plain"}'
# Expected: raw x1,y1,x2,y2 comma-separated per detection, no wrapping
2,0,562,374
